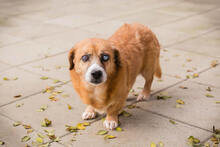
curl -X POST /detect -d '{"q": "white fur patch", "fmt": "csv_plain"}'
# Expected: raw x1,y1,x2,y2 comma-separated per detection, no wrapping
82,111,96,120
103,120,118,130
85,63,107,85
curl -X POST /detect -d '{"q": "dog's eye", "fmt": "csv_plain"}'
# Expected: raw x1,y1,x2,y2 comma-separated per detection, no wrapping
101,54,109,62
82,55,89,62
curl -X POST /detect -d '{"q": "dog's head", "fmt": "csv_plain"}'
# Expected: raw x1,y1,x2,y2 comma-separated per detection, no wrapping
69,38,120,86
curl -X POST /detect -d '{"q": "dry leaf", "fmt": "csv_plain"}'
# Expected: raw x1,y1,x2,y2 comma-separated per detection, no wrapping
23,124,32,129
192,73,199,78
76,123,85,130
43,86,55,93
37,105,48,112
16,103,24,108
13,121,21,127
3,77,9,81
14,94,22,98
186,58,192,62
21,136,30,142
187,136,200,146
36,137,43,144
158,141,164,147
206,87,212,92
65,125,78,132
27,129,33,134
121,110,132,117
176,99,185,105
150,142,156,147
206,93,214,98
127,104,140,109
67,104,72,110
0,141,5,145
157,94,172,100
115,127,123,131
41,118,52,127
211,60,218,67
53,80,60,83
40,77,49,80
179,86,188,89
186,75,191,79
216,101,220,104
169,120,177,125
104,135,116,139
97,130,108,135
82,122,90,126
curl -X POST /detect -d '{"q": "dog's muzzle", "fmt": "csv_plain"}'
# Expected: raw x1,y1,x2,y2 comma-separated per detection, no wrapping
85,64,107,85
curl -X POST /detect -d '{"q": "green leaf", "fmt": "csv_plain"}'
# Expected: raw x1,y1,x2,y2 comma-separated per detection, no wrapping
21,136,30,142
97,130,108,135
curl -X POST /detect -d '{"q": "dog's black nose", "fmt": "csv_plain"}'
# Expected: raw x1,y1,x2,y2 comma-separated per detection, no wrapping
91,70,102,79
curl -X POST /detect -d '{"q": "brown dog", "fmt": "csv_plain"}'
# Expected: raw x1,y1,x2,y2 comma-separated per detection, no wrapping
69,23,161,129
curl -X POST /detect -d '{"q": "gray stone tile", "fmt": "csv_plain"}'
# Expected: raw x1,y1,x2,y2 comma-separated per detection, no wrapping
0,114,39,147
170,30,220,58
155,1,217,17
162,16,219,36
0,85,87,137
59,108,211,147
21,53,70,82
191,66,220,88
160,48,217,78
45,14,106,28
0,68,56,106
137,81,220,130
114,10,180,27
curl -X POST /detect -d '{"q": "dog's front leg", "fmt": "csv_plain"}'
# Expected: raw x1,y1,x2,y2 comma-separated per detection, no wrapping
103,102,123,130
82,105,96,120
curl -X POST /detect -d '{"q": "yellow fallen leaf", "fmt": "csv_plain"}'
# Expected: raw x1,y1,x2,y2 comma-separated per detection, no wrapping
23,124,32,129
0,141,5,145
76,123,85,130
186,58,192,62
13,121,21,127
206,93,214,98
97,130,108,135
150,142,156,147
21,136,30,142
82,122,90,126
206,87,212,92
37,105,48,112
115,127,123,131
16,103,24,108
67,104,72,110
216,101,220,104
176,99,185,105
3,77,9,81
104,135,116,139
65,125,78,132
41,118,52,127
27,129,33,134
57,90,63,93
211,60,218,67
158,141,164,147
121,110,132,117
187,136,200,146
192,73,199,78
186,75,191,79
53,80,60,83
36,137,43,143
40,76,49,80
169,120,177,125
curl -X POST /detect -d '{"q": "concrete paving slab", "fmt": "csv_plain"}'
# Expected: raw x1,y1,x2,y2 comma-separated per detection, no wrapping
155,1,217,17
170,30,220,58
0,68,56,106
21,53,70,82
191,66,220,88
59,108,211,147
0,85,87,137
114,10,180,27
0,33,25,47
160,48,217,78
0,114,39,147
137,81,220,131
0,62,10,72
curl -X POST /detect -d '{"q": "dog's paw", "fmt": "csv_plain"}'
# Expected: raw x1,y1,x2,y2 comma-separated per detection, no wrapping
136,93,150,101
103,120,118,130
82,111,96,120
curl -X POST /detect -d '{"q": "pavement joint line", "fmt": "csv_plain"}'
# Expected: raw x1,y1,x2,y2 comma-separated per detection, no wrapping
137,107,213,133
153,5,220,28
190,80,220,89
164,27,220,49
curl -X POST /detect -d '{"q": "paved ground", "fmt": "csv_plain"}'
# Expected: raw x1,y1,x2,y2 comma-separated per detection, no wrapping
0,0,220,146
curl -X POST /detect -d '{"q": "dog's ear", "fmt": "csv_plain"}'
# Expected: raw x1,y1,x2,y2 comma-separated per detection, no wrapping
113,49,121,70
68,48,75,70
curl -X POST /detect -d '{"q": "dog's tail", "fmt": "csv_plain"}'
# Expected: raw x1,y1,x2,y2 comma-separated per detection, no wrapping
155,59,162,78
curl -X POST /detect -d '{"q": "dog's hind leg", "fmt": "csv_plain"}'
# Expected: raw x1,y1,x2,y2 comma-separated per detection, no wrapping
136,71,154,101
